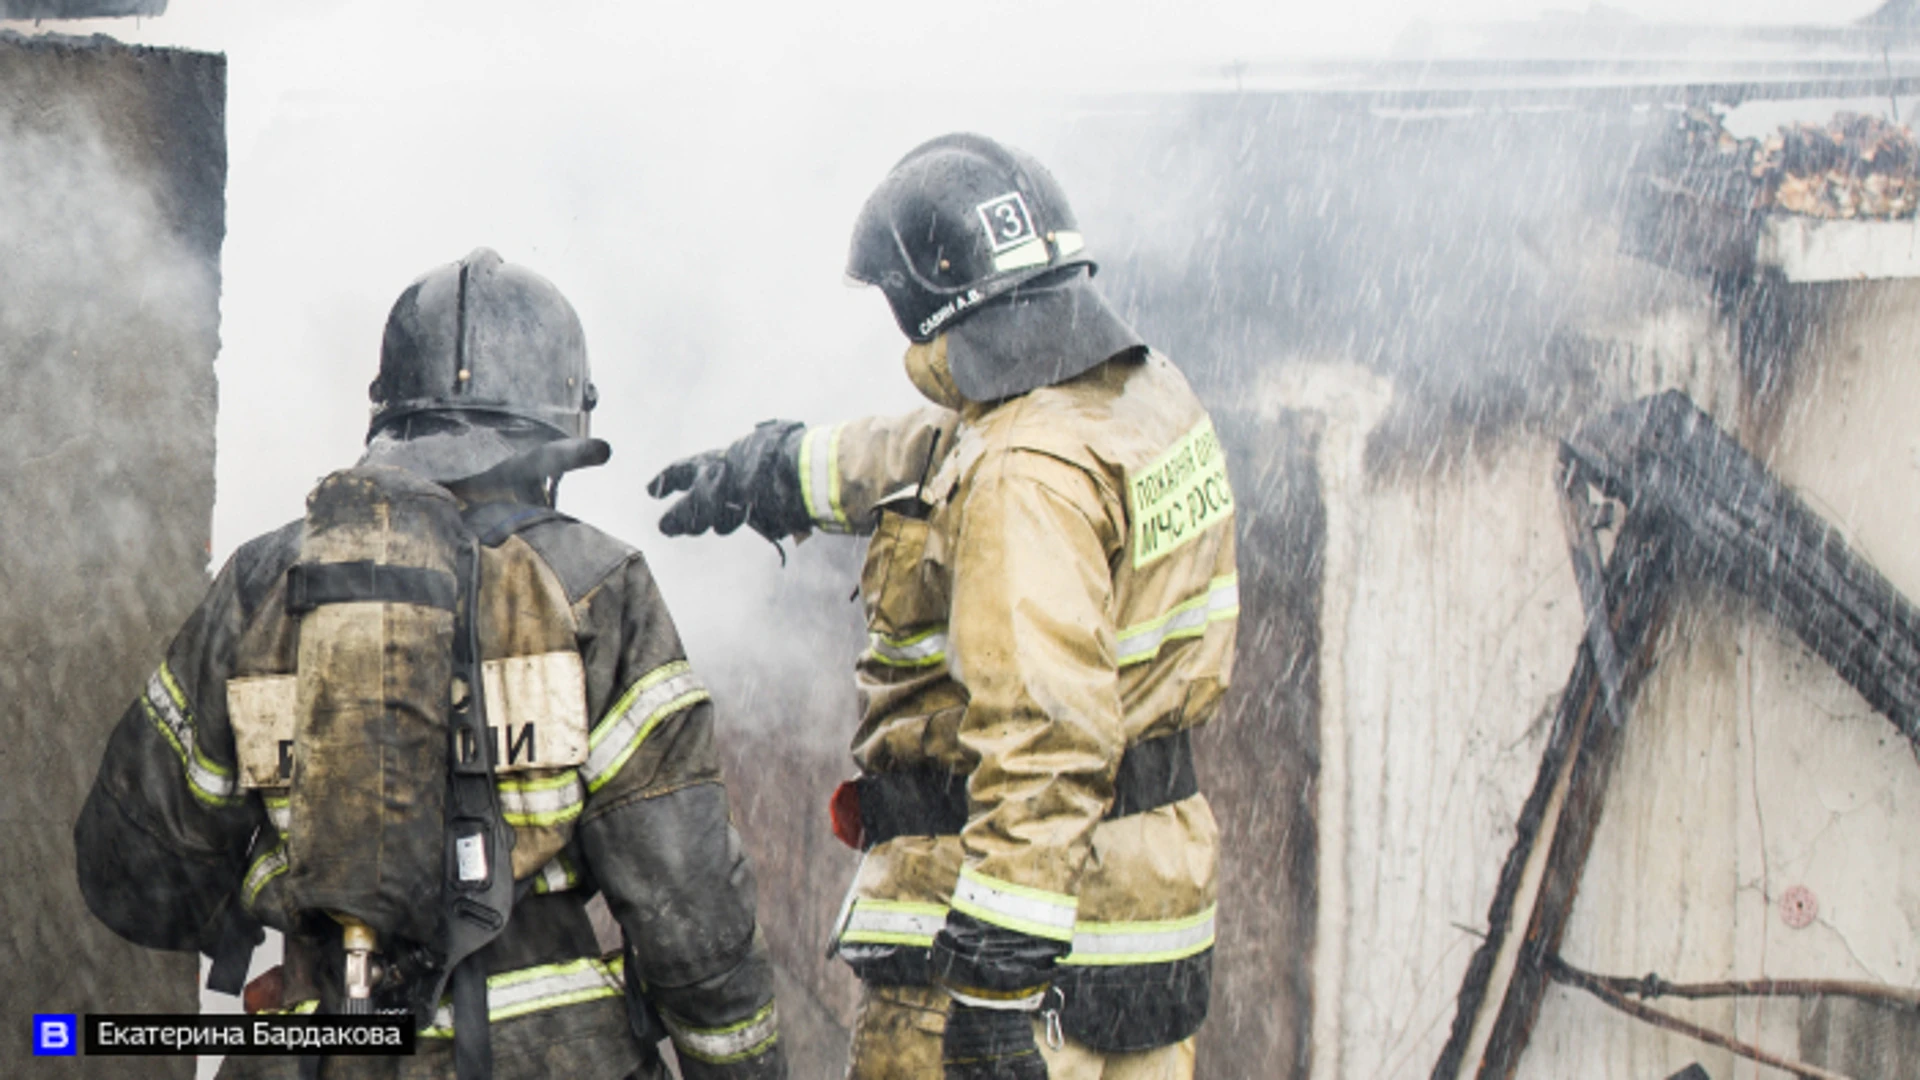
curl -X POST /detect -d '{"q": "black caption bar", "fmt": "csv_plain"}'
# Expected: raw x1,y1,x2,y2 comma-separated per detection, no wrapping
83,1014,415,1056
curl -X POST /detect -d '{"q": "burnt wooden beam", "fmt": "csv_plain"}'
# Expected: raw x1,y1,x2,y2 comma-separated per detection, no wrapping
1567,391,1920,747
1435,390,1920,1078
1432,518,1675,1079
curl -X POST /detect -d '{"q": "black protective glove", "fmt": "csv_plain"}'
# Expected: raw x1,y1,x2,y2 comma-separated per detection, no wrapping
645,420,809,541
942,1003,1047,1080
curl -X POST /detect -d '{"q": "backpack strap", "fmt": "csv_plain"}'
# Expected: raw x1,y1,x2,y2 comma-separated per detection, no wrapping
437,534,518,1080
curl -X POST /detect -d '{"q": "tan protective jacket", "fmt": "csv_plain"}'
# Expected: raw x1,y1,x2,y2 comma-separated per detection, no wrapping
802,341,1237,1050
75,498,785,1080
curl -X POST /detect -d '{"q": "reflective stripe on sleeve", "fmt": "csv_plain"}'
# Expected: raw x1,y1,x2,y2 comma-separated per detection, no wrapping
840,899,947,948
838,897,1218,967
420,956,626,1037
1061,906,1216,966
950,866,1077,943
262,792,291,833
662,1001,780,1065
799,424,849,532
581,661,710,793
142,663,240,807
531,853,579,895
243,843,288,907
866,625,948,669
1115,576,1239,667
496,771,585,828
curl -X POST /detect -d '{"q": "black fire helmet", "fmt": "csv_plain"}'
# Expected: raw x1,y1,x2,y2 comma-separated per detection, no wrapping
847,134,1141,402
363,248,607,483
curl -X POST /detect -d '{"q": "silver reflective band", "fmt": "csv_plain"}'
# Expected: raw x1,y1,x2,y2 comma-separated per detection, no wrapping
1115,576,1239,667
867,626,947,668
243,844,288,906
495,772,584,828
842,897,1218,966
1061,907,1217,966
263,794,291,833
951,867,1077,943
422,956,625,1035
144,665,239,806
533,854,578,894
800,424,849,532
582,662,710,792
663,1002,779,1064
841,900,946,947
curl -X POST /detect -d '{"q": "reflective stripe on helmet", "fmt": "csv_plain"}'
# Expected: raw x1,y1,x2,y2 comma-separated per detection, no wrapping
951,866,1077,943
799,424,849,533
243,842,288,907
866,625,947,668
142,663,240,808
662,1001,780,1065
496,770,584,828
420,955,626,1037
840,899,948,948
581,661,709,793
1060,906,1216,966
1114,576,1239,668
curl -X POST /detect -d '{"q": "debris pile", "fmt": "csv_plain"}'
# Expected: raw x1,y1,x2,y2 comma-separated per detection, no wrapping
1670,108,1920,220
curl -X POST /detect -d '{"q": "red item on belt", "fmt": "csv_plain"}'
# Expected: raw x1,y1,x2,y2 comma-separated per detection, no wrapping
829,779,865,850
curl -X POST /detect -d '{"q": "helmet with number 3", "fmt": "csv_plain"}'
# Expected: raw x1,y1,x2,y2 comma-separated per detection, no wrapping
847,133,1141,402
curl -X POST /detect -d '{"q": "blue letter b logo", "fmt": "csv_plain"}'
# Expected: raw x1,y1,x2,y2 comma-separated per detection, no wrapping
33,1014,76,1056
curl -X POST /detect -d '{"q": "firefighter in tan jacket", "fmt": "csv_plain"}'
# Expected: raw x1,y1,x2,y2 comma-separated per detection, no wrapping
649,134,1236,1080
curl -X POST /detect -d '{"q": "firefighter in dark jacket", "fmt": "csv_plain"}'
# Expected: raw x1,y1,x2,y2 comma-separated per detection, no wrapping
74,249,787,1080
649,136,1235,1080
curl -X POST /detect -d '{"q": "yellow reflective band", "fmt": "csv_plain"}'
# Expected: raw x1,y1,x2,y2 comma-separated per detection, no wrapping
583,662,710,793
1115,575,1240,667
420,956,625,1037
243,843,288,907
837,897,1217,968
866,625,948,669
143,663,240,808
1129,417,1234,568
951,867,1077,943
1061,906,1217,966
663,1001,780,1065
532,853,579,895
259,1000,320,1016
800,424,850,532
1053,231,1085,257
841,899,948,948
262,793,291,833
495,770,584,828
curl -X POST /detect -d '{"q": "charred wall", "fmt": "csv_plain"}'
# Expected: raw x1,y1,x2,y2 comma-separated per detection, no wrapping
0,31,223,1074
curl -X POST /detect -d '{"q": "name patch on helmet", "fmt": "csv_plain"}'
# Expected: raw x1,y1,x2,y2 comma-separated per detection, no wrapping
918,287,983,338
1129,418,1234,568
975,192,1037,253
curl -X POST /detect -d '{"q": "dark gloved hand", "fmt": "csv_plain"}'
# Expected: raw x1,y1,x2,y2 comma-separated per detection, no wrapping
646,420,809,541
942,1003,1047,1080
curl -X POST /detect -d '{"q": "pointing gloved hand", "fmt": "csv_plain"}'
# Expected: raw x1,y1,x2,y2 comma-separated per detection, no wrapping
942,1003,1048,1080
645,420,810,542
